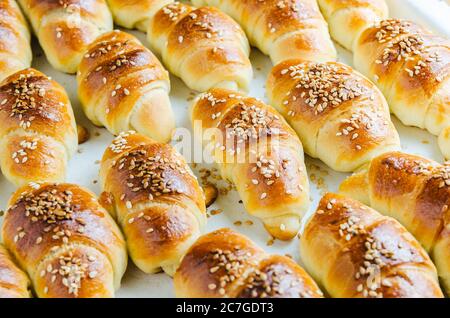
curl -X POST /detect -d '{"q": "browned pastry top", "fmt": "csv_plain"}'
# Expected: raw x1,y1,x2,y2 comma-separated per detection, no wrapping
369,152,450,246
240,0,323,33
236,255,323,298
270,61,374,117
268,60,393,154
3,183,124,273
177,228,265,297
193,88,298,155
23,0,106,19
360,19,450,95
306,193,443,298
0,0,27,52
0,245,30,298
102,132,205,211
176,228,323,298
79,30,168,114
152,2,247,64
0,68,73,140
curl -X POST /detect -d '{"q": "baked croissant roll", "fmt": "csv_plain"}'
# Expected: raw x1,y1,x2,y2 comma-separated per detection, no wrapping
105,0,172,32
0,244,31,298
147,2,252,92
0,0,32,81
340,151,450,295
191,88,310,240
17,0,113,73
174,228,323,298
100,131,207,276
0,68,78,186
77,30,175,143
266,60,400,172
300,193,444,298
317,0,388,51
2,183,128,298
192,0,337,64
354,19,450,158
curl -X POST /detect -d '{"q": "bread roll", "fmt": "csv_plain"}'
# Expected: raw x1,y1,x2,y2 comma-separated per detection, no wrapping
147,2,252,92
0,0,32,81
100,131,206,276
0,244,30,298
354,19,450,158
175,228,323,298
300,193,444,298
340,151,450,295
191,88,310,240
267,59,400,172
2,182,128,298
77,30,175,143
18,0,113,73
0,68,77,186
192,0,337,64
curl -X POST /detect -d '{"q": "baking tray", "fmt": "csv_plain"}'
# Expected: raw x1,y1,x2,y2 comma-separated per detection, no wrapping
0,0,448,298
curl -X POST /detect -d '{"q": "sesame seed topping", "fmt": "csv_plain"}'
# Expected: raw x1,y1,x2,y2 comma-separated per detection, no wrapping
280,63,368,115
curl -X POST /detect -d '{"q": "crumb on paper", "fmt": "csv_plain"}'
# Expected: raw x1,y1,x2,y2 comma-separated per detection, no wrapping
209,208,222,216
203,183,218,207
77,124,90,145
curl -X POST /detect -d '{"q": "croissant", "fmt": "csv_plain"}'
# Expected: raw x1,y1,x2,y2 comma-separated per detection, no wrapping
0,0,32,81
174,228,323,298
339,151,450,295
317,0,388,51
105,0,172,32
77,30,175,143
2,182,128,298
191,0,337,64
191,88,310,240
17,0,113,73
100,131,207,276
0,68,78,186
0,244,30,298
266,59,400,172
147,2,252,92
300,193,444,298
354,19,450,158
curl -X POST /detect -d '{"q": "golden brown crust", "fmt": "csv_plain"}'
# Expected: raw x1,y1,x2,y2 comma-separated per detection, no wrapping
354,19,450,158
192,0,336,63
17,0,113,73
174,228,323,298
0,0,31,81
77,30,174,142
267,59,400,172
2,183,127,298
191,88,310,240
0,245,30,298
100,132,206,275
106,0,173,31
340,151,450,294
0,68,77,186
317,0,388,50
147,2,252,92
300,193,444,298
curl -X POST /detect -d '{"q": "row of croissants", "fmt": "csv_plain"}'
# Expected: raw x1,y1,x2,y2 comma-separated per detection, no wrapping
0,0,448,298
0,130,448,298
